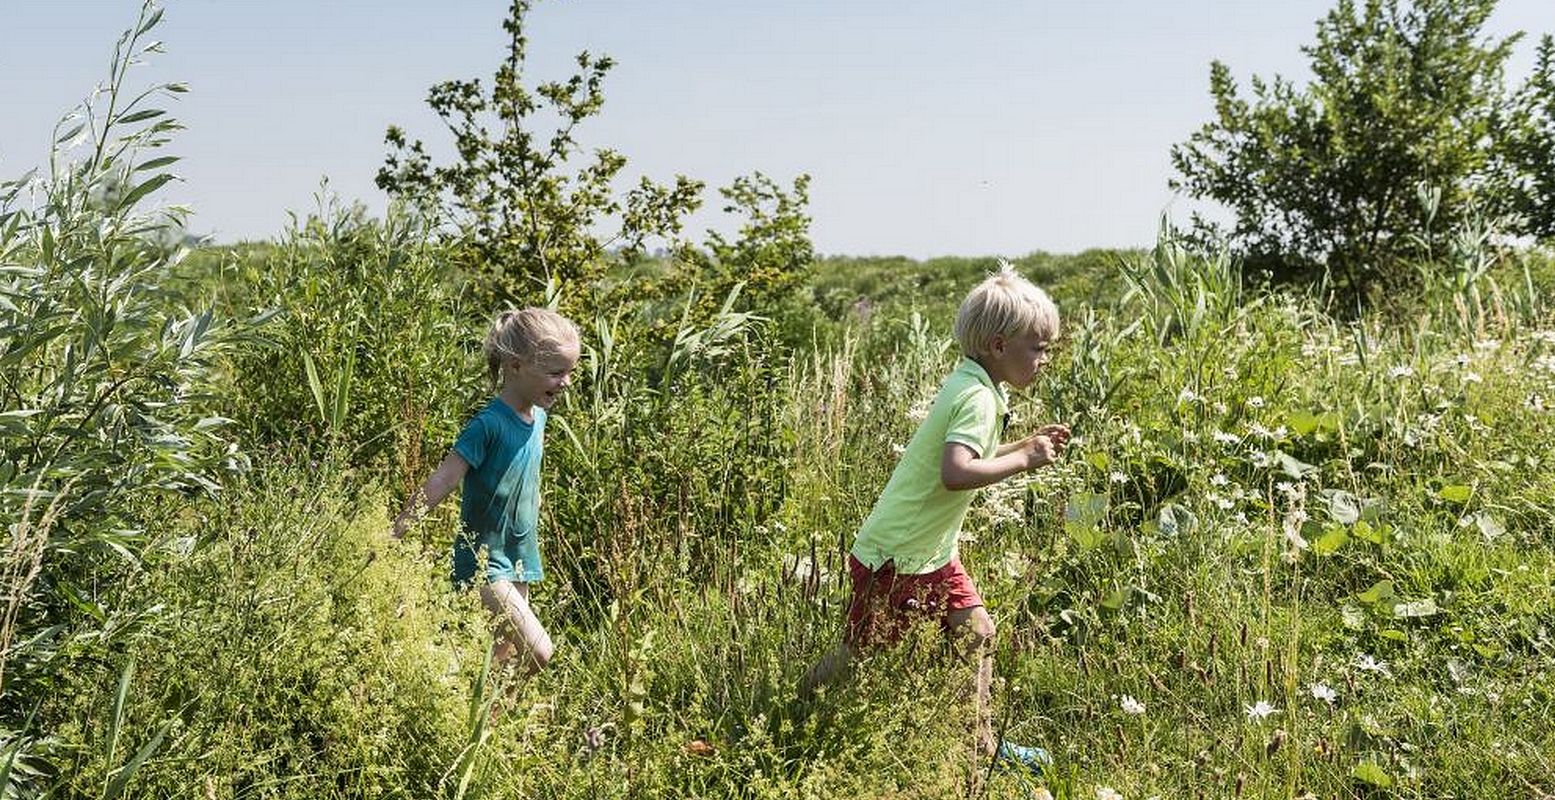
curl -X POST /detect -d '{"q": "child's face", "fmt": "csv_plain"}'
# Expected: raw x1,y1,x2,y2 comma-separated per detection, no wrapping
987,329,1052,389
507,339,581,409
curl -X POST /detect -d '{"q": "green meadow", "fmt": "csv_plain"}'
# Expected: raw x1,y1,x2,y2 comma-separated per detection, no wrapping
4,2,1555,798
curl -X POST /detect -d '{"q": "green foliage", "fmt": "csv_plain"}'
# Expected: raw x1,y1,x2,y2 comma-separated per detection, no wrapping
1171,0,1552,291
0,5,246,784
376,0,704,310
216,195,475,492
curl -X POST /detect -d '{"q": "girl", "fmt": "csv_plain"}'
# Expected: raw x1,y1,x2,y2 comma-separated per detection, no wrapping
391,307,580,672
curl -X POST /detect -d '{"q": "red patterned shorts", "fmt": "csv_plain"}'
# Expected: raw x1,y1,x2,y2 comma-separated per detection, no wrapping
845,554,984,646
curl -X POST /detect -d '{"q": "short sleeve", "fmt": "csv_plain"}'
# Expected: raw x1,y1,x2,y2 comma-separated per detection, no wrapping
944,387,998,457
452,413,491,470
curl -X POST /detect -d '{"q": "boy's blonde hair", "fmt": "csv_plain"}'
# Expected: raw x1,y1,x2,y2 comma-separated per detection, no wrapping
953,261,1060,358
483,307,580,383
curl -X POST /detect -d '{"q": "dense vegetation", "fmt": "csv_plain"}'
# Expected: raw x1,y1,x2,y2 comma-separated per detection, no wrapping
4,1,1555,798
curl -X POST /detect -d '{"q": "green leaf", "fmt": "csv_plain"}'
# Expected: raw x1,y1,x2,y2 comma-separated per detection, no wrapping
1287,409,1321,436
1357,580,1394,605
135,155,180,172
115,108,166,125
1312,524,1349,555
1351,760,1393,787
331,346,355,431
302,352,328,425
103,714,176,799
117,173,176,210
1437,484,1472,503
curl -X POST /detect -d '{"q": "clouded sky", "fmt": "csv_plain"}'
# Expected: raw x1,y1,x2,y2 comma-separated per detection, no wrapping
3,1,1549,257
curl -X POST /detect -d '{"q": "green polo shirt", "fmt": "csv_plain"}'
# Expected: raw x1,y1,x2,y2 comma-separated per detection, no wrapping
851,358,1008,575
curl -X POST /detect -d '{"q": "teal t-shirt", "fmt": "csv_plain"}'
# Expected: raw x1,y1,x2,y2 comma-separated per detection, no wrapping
451,398,547,586
851,358,1008,575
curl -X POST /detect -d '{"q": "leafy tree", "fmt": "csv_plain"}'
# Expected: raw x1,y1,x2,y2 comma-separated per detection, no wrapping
376,0,704,309
1497,35,1555,239
1170,0,1549,290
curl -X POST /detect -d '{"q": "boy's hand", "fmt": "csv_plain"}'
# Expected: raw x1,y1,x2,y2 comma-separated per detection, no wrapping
1018,424,1071,470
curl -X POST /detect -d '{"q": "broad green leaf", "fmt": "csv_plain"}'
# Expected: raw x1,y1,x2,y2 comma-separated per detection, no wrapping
1351,760,1393,787
1437,484,1472,503
115,108,166,125
1287,409,1321,436
134,156,180,172
1312,524,1349,555
302,352,328,425
1357,580,1393,605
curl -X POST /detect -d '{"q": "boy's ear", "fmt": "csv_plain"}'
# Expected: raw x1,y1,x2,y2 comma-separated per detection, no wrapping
988,334,1007,354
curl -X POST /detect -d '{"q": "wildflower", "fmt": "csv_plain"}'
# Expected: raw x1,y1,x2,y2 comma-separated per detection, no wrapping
1209,473,1229,487
1532,330,1555,345
1309,683,1337,704
1534,354,1555,374
1178,387,1200,404
906,397,932,423
1247,396,1265,409
1032,790,1054,800
1213,430,1239,445
1109,471,1129,484
1247,422,1274,439
1096,788,1124,800
890,442,906,456
1473,339,1500,352
1119,694,1146,715
1454,353,1471,367
1388,365,1414,379
1462,371,1482,384
1275,480,1300,499
1527,394,1547,412
1354,654,1392,677
1248,451,1272,468
1282,509,1309,551
1244,700,1280,721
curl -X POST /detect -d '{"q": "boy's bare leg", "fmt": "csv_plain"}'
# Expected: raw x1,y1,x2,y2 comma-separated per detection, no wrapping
799,639,855,701
479,580,554,676
946,606,997,757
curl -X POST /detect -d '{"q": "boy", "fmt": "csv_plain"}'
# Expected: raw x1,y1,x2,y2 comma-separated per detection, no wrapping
801,262,1070,774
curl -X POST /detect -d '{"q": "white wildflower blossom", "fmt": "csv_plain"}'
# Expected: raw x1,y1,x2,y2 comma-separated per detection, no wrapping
1338,353,1361,366
1473,339,1500,352
1178,386,1200,404
1109,471,1129,484
1527,394,1547,412
1454,353,1472,368
1244,700,1280,721
1096,788,1123,800
1032,789,1054,800
1249,451,1272,468
1119,694,1146,715
1533,354,1555,374
1532,330,1555,345
1247,396,1266,409
1354,654,1392,677
1212,494,1236,511
1310,683,1337,704
1388,365,1414,379
1210,473,1230,487
890,442,906,457
907,397,932,423
1213,430,1239,445
1462,371,1482,384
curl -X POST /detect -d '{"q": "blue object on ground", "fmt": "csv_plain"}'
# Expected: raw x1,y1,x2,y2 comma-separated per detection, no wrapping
996,740,1052,774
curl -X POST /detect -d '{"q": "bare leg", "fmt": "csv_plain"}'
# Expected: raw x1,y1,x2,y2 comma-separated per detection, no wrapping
946,606,997,757
479,580,554,676
799,639,856,701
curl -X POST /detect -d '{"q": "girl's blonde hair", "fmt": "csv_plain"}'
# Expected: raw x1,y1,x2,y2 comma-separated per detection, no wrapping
953,260,1060,358
483,307,580,383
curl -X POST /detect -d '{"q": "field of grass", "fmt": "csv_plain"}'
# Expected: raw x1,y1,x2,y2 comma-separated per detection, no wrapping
5,6,1555,800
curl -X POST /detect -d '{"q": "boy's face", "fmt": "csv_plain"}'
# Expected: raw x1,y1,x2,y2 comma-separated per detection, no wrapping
987,329,1052,388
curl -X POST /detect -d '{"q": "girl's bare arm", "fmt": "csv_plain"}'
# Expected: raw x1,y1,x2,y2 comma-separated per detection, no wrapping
390,451,470,538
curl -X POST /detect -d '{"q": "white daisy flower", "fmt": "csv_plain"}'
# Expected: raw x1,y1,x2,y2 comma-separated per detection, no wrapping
1388,365,1414,379
1247,396,1266,409
1119,694,1146,715
1310,683,1337,704
1244,700,1280,721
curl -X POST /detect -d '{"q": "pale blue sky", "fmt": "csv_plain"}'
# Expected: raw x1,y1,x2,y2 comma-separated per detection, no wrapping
3,1,1549,257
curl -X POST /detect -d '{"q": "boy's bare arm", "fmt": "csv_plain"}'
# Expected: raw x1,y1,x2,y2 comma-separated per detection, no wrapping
942,424,1069,492
390,451,470,538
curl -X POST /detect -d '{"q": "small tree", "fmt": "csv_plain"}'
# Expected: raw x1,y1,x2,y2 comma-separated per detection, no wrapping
1170,0,1546,291
1497,35,1555,240
376,0,704,309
